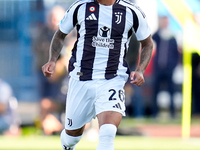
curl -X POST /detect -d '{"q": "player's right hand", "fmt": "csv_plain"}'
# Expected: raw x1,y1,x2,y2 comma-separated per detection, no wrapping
42,61,56,77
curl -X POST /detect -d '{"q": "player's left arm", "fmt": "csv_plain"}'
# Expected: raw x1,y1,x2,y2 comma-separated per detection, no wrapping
130,35,153,86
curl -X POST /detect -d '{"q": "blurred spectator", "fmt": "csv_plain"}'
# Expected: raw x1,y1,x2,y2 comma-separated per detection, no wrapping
191,53,200,115
124,82,134,116
0,79,20,135
32,5,67,135
125,33,141,117
125,32,153,118
191,13,200,115
152,16,179,118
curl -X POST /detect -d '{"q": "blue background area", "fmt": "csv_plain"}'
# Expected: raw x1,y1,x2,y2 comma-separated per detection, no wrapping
0,0,70,101
184,0,200,13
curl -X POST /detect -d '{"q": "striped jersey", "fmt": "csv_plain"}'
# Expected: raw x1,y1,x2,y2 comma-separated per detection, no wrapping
59,0,151,81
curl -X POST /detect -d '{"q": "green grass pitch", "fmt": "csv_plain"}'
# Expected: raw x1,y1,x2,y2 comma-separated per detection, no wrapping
0,135,200,150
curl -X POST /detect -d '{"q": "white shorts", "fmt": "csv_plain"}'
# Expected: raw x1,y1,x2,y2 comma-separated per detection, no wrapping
65,76,127,130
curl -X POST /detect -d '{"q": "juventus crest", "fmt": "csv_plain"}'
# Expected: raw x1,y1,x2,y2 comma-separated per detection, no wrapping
115,12,123,24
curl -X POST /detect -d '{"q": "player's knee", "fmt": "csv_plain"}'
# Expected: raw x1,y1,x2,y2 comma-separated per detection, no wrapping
60,129,82,150
98,124,117,144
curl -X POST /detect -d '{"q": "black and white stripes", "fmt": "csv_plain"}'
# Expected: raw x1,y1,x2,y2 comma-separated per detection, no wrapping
59,0,151,81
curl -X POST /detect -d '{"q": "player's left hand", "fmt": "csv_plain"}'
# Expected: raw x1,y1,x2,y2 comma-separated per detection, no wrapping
130,71,145,86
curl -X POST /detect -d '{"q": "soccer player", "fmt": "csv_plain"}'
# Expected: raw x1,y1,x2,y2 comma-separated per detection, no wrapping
42,0,153,149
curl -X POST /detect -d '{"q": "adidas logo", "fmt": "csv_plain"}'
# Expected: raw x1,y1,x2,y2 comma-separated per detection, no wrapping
86,13,97,20
113,103,122,110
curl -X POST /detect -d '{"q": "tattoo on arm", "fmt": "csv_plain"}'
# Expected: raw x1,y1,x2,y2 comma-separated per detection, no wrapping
49,30,67,62
136,36,153,74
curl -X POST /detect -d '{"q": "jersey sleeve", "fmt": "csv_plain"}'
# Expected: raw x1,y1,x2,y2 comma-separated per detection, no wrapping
132,5,151,41
59,1,81,34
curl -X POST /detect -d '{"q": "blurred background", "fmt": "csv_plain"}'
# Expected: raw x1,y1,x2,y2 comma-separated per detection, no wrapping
0,0,200,147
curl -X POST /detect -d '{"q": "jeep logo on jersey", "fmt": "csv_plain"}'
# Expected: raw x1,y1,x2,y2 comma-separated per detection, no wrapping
99,26,110,37
115,12,123,24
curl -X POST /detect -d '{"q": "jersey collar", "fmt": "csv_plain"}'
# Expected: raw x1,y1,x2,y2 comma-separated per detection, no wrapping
94,0,118,5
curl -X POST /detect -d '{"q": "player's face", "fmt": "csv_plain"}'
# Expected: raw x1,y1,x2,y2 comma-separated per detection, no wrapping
159,16,169,29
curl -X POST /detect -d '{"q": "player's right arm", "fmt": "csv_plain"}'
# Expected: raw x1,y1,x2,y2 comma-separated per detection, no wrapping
42,0,83,77
42,29,67,77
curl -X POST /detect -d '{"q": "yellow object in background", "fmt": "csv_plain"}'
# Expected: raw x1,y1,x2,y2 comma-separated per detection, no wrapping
162,0,200,138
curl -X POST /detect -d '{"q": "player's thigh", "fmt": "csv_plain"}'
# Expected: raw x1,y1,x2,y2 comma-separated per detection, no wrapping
95,76,126,127
65,78,96,130
97,111,122,128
